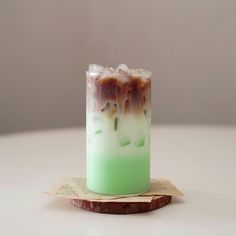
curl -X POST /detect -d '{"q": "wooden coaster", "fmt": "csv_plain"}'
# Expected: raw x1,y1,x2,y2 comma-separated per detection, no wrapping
71,195,172,214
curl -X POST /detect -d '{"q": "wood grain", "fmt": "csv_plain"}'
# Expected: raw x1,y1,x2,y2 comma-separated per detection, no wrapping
71,195,171,214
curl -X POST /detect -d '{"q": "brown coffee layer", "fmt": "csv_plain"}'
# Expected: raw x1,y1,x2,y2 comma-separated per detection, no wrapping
87,75,151,115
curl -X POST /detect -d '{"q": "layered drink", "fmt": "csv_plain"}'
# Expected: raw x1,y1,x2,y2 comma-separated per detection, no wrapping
86,64,151,195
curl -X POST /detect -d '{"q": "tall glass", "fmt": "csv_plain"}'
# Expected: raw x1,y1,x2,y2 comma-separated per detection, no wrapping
86,64,151,195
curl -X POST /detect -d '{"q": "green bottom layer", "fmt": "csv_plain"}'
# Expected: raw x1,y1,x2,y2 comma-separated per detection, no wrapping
87,155,150,195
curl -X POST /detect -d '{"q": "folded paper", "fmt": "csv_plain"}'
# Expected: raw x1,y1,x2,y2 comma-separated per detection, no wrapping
44,177,183,203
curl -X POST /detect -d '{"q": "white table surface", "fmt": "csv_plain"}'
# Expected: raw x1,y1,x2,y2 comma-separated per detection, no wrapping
0,125,236,235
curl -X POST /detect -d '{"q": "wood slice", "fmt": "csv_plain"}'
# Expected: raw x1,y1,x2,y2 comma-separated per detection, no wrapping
71,195,171,214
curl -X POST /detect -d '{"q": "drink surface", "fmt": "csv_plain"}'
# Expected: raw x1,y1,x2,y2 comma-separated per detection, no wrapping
86,64,151,195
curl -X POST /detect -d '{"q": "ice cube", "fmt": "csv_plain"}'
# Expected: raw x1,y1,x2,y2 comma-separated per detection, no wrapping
117,64,130,73
116,64,130,82
119,136,130,147
135,133,145,147
88,64,103,76
100,67,114,79
94,129,102,134
132,69,152,80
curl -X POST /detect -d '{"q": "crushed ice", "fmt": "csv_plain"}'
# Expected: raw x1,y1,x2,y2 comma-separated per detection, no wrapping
87,64,151,79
